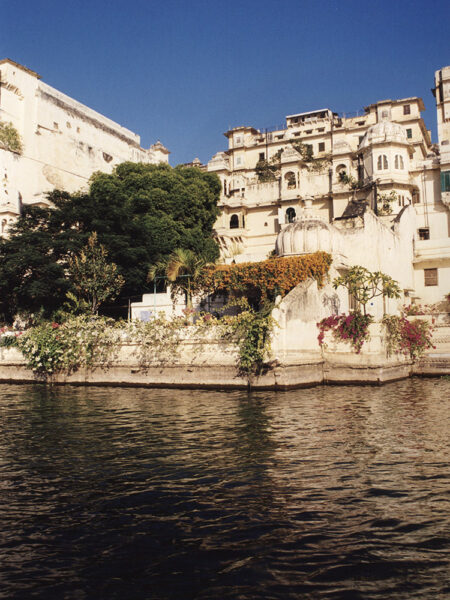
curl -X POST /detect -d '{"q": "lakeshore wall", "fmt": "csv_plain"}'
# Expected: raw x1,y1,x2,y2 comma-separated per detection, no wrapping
1,275,449,389
0,321,448,389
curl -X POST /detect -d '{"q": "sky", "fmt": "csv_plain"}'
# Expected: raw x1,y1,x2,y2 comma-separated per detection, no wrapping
1,0,449,165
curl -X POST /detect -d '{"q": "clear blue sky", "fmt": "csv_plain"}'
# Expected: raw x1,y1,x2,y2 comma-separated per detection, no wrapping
1,0,449,165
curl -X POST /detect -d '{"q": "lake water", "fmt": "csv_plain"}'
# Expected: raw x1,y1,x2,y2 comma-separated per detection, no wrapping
0,379,449,599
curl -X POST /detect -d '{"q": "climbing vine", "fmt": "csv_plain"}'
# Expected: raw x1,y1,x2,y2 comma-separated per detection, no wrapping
377,191,398,216
290,141,332,173
197,252,332,305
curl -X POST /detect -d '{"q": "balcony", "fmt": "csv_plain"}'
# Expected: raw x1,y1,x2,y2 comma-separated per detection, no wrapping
414,238,450,264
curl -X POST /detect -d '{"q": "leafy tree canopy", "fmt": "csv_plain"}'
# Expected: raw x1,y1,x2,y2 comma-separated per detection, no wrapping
333,266,401,315
0,163,221,322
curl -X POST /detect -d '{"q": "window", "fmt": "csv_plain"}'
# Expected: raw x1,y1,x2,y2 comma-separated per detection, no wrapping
53,122,59,130
284,171,296,189
229,214,239,229
286,207,296,223
235,156,242,166
441,170,450,192
394,154,404,169
349,292,358,312
424,268,438,286
406,128,412,139
306,130,312,134
418,228,430,240
318,142,325,152
377,154,388,170
259,152,265,161
403,104,411,115
234,136,242,145
336,163,347,175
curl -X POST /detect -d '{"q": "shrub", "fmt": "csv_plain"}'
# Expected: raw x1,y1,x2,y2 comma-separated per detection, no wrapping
382,315,435,360
16,316,122,376
317,312,373,353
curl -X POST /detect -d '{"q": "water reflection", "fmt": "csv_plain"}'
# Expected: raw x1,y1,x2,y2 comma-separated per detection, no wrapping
0,379,448,599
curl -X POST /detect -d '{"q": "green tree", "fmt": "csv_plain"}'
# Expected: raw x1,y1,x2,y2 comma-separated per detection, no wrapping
333,266,401,315
0,205,74,322
149,248,208,309
0,163,221,321
68,232,125,314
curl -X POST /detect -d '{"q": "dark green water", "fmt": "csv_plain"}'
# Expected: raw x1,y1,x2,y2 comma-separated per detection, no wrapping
0,379,449,599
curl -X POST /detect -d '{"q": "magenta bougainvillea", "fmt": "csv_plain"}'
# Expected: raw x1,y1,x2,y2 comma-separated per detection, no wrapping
382,315,435,360
317,312,373,353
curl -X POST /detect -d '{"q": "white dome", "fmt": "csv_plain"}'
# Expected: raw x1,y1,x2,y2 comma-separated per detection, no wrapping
275,207,335,256
359,120,408,150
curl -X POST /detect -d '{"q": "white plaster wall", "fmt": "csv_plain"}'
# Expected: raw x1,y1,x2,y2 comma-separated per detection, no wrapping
0,60,168,216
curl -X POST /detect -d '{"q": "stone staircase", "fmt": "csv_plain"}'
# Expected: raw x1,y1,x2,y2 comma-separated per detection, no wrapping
415,319,450,376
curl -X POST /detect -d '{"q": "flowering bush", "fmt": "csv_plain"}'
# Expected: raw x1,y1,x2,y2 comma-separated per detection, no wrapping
197,251,332,304
0,328,23,348
12,305,276,378
16,316,123,376
402,303,442,316
16,321,66,375
382,315,435,360
219,300,275,374
317,312,373,353
402,304,426,316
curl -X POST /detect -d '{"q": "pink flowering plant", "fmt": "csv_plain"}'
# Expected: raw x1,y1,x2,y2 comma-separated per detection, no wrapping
318,266,402,354
317,312,373,353
382,315,435,360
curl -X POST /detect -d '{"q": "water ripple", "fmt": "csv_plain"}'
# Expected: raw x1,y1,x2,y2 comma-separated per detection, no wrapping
0,378,448,599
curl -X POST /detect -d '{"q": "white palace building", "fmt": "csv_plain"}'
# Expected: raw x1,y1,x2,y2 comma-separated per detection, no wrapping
206,66,450,308
1,58,449,313
0,58,169,234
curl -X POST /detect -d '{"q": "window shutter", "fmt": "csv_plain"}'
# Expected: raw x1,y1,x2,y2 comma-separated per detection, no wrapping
424,268,438,286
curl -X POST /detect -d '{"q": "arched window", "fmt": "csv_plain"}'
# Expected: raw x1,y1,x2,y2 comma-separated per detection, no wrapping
377,155,388,170
284,171,296,189
229,214,239,229
394,154,404,170
286,207,296,223
1,219,7,233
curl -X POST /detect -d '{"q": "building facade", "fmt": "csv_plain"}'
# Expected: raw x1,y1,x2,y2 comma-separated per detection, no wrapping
0,58,169,234
207,67,450,306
